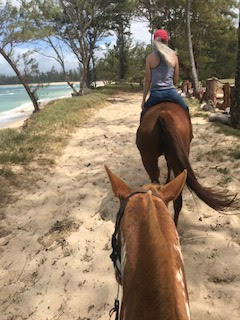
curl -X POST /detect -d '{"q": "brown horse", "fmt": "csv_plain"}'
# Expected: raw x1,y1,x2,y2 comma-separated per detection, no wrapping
105,166,191,320
136,103,235,225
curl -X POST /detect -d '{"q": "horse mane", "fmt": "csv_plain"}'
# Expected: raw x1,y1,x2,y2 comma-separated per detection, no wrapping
158,114,237,211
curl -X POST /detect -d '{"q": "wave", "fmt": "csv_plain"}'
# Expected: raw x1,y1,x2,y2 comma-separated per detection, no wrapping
0,93,72,128
0,92,15,96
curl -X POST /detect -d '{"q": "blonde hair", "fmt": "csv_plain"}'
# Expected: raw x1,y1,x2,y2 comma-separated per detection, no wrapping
153,40,176,67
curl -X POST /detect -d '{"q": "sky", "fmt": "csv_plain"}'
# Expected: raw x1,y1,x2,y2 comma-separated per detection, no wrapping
0,19,151,76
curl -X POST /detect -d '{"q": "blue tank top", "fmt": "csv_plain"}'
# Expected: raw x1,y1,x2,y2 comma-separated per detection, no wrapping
151,58,175,91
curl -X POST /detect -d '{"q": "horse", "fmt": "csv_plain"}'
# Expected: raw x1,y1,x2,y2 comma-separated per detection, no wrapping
105,165,191,320
136,102,235,226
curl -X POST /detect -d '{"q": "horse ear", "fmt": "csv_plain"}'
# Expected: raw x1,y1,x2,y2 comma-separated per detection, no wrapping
161,170,187,204
105,165,132,200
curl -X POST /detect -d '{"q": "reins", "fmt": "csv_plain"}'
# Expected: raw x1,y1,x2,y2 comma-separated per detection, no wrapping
109,189,163,320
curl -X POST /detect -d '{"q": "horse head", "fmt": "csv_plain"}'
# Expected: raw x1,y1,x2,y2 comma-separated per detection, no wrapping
105,165,190,320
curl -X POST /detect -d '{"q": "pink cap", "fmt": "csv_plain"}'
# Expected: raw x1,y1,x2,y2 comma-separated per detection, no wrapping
153,29,169,41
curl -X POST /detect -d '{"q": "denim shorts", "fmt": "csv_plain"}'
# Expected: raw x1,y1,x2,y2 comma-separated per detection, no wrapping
144,88,189,112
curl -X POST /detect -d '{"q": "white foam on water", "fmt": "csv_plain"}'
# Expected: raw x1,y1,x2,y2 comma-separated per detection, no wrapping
0,94,72,128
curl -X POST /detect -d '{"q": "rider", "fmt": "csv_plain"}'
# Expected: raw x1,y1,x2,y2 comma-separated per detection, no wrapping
141,29,189,118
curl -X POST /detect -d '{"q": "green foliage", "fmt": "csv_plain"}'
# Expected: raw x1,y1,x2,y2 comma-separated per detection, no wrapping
0,0,239,99
96,41,151,84
127,42,151,83
110,0,135,79
0,67,81,85
135,0,238,81
0,1,42,110
96,48,119,83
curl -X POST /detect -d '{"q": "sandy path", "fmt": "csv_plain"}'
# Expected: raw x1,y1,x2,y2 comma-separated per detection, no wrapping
0,92,240,319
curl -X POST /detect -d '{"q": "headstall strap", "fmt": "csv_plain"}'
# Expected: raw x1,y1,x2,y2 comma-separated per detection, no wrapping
110,189,163,276
109,189,163,319
110,190,148,276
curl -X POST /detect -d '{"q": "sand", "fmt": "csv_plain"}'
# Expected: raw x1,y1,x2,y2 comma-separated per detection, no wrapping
0,92,240,319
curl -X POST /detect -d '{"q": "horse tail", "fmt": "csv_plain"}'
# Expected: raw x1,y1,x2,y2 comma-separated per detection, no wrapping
158,115,236,211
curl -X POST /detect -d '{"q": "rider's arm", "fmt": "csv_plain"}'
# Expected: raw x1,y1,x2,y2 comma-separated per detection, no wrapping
141,56,151,109
173,55,179,86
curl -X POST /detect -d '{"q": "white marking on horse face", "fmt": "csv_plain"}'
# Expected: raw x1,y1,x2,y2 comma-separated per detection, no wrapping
176,268,185,289
185,301,191,320
176,268,191,319
175,228,180,240
174,244,184,262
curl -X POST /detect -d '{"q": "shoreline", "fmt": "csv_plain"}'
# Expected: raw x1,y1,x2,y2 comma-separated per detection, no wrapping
0,81,79,87
0,94,72,130
0,81,105,129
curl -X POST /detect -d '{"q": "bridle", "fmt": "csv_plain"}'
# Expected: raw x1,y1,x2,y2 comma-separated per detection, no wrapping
109,189,163,320
110,189,164,281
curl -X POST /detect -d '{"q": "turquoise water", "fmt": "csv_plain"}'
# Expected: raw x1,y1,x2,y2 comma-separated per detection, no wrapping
0,84,77,112
0,83,79,127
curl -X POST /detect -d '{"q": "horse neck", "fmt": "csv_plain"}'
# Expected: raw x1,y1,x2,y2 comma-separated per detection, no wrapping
120,193,190,320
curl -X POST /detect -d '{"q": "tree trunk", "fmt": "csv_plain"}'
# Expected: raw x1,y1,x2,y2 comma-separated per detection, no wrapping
118,25,126,80
185,0,200,99
86,60,91,89
0,48,40,112
91,53,96,88
80,62,88,96
230,7,240,129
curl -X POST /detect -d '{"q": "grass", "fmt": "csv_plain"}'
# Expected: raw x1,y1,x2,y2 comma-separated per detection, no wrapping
228,148,240,160
214,122,240,138
0,85,131,174
0,84,136,205
186,97,209,118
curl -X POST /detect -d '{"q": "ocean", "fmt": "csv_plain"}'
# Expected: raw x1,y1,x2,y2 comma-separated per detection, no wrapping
0,83,79,128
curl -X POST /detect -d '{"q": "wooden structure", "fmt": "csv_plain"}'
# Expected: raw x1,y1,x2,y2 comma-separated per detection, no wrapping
181,80,193,96
182,77,235,111
205,78,218,107
222,83,231,109
181,80,189,94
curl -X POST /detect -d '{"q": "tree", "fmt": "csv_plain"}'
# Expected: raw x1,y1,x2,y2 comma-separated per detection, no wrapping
127,42,151,85
57,0,114,95
19,0,79,95
230,6,240,128
36,36,79,95
20,0,115,95
185,0,199,97
0,1,40,112
136,0,238,81
95,43,119,83
189,0,238,80
110,0,135,80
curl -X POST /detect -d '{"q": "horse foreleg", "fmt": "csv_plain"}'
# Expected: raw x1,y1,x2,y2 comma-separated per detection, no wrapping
173,193,183,227
165,154,174,184
165,159,171,184
141,154,160,183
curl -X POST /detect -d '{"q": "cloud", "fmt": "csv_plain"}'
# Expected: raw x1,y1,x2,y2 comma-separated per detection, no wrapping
0,20,151,75
131,19,151,44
